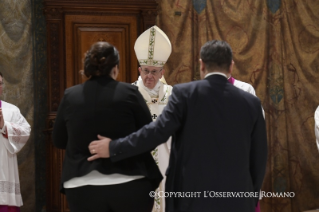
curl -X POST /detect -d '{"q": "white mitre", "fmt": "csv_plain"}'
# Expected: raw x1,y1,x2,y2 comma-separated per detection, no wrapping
134,25,172,68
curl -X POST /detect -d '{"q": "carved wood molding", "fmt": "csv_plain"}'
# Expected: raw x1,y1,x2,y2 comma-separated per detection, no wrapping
44,113,65,211
44,7,63,20
43,8,157,17
60,11,147,17
48,22,63,112
43,1,158,9
141,9,157,30
44,0,156,2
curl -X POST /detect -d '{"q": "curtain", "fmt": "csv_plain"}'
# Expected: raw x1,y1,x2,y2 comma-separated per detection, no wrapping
157,0,319,211
0,0,35,211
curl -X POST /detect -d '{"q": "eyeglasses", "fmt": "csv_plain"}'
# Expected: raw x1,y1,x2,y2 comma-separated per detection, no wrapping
141,68,162,76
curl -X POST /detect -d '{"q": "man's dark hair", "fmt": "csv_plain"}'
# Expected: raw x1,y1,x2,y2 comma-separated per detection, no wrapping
200,40,232,71
0,72,2,77
84,42,120,78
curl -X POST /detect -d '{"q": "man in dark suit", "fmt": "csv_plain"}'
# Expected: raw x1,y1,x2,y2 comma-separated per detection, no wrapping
88,40,268,212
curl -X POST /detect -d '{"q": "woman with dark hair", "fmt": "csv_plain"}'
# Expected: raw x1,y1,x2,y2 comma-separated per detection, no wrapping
53,42,162,212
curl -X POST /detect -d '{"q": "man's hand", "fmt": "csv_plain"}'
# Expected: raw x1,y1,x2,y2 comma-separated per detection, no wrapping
87,135,112,161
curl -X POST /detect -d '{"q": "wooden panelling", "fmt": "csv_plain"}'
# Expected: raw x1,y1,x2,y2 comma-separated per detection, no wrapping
65,15,138,86
44,1,157,211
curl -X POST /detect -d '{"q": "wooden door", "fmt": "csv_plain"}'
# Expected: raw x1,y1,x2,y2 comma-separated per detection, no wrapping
65,15,139,87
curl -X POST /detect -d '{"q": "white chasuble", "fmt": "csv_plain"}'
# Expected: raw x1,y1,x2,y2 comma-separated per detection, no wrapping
133,79,173,212
0,101,31,207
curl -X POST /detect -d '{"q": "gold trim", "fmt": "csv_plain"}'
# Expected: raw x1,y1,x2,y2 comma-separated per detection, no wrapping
138,59,166,67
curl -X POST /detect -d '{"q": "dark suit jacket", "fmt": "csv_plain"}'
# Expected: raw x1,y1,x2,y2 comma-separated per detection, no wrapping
110,74,268,212
52,75,162,193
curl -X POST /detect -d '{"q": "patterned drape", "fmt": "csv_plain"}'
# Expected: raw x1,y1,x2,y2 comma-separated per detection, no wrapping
158,0,319,211
0,0,35,211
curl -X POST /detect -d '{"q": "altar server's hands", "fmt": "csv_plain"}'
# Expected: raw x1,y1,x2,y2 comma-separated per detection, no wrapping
88,135,111,161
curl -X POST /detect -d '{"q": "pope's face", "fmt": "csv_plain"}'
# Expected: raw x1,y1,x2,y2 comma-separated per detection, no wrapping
139,66,163,89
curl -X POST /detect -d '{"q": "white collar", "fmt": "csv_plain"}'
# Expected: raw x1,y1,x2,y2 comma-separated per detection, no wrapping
138,76,161,97
205,72,227,79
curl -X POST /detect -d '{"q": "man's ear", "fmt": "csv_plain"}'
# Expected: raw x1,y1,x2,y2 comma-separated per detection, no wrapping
199,59,205,72
199,59,207,80
161,68,165,76
228,60,234,75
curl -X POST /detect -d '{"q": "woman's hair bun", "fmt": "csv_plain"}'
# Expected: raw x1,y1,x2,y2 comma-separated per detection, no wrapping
84,42,120,78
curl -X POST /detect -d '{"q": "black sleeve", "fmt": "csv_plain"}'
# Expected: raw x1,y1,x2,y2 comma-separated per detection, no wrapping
52,92,68,149
249,100,268,205
109,85,185,162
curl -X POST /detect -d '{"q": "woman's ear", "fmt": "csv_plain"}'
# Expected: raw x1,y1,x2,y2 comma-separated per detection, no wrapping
112,65,119,80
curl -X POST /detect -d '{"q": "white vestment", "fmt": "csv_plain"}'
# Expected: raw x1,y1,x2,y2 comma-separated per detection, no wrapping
234,79,256,96
315,106,319,151
0,101,31,207
133,78,173,212
234,79,265,118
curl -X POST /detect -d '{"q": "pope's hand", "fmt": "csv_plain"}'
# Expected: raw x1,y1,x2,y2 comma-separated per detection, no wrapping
87,135,111,161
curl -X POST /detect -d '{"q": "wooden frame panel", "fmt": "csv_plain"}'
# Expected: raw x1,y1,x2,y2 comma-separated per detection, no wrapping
65,15,138,87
